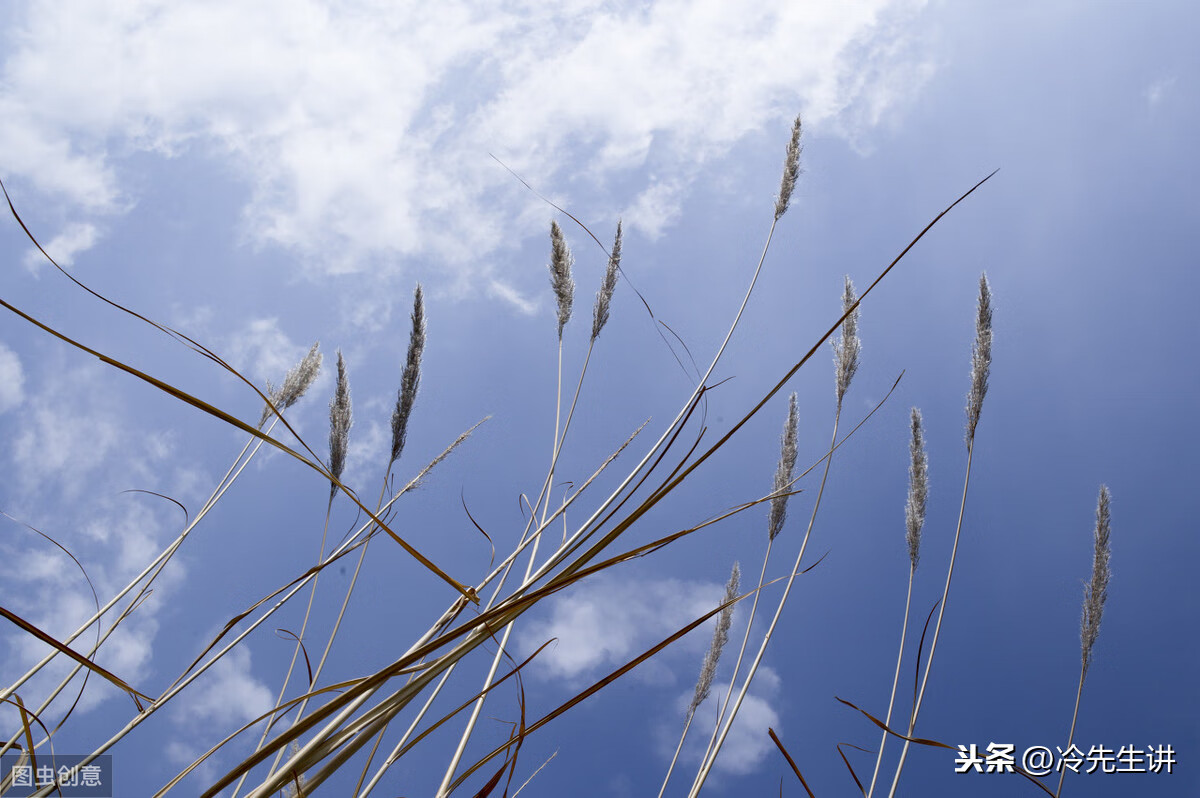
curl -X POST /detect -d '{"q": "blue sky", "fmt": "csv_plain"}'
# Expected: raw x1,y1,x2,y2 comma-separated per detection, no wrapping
0,1,1196,796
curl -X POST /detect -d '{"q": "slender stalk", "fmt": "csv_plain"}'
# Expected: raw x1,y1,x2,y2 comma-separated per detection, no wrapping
867,407,927,797
888,276,992,797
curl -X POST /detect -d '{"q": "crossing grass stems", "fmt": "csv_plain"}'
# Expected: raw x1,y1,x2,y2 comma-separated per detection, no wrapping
0,114,1111,796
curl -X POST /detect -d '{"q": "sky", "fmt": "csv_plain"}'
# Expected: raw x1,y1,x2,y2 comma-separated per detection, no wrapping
0,1,1196,796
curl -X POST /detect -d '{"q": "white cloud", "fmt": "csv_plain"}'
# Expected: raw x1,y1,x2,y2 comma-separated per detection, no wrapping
0,0,933,293
0,342,24,412
1144,75,1176,108
517,574,728,683
171,645,274,728
675,669,782,776
22,221,99,272
486,279,539,316
224,317,312,386
0,364,193,718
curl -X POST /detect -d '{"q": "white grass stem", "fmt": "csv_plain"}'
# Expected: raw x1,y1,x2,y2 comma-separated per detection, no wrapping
866,564,916,797
887,441,976,798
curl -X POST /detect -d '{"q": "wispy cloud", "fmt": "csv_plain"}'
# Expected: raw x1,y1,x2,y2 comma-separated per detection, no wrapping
672,669,782,776
1144,75,1176,108
517,574,729,684
0,343,25,412
0,0,933,293
21,221,99,273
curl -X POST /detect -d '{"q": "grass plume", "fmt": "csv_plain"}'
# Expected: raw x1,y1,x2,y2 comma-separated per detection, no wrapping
258,342,323,427
1057,485,1113,797
592,221,622,341
774,114,803,221
966,272,993,441
390,285,426,468
549,220,575,340
327,349,353,500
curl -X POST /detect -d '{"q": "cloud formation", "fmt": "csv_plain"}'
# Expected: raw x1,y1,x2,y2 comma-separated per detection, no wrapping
0,0,932,302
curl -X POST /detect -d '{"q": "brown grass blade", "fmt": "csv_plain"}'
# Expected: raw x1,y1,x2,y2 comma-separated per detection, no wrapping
0,607,152,708
768,728,815,798
835,697,1055,797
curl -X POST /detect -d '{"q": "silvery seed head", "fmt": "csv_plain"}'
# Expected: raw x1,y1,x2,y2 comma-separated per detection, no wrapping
965,273,993,442
832,276,861,405
258,342,322,427
1081,485,1112,677
390,285,425,466
774,115,803,221
690,561,740,715
549,220,575,340
327,349,352,497
905,408,928,569
767,393,800,541
591,221,622,341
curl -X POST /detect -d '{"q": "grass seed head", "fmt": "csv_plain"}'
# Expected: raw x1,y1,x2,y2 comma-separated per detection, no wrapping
832,275,861,404
966,272,993,442
774,115,803,221
390,285,426,466
1081,485,1112,677
690,561,740,715
591,220,622,341
258,342,322,427
906,407,929,569
767,393,800,541
549,220,575,339
328,349,352,496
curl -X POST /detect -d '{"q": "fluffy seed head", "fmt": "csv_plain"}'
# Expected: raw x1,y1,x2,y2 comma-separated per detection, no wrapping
390,285,425,466
327,349,352,498
549,220,575,339
591,220,622,341
774,115,803,221
832,276,861,404
1081,485,1112,677
905,407,929,569
767,393,800,541
690,561,740,715
258,342,322,427
965,273,993,442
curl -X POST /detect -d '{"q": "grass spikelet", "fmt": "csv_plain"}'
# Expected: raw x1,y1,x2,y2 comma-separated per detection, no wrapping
390,285,426,467
258,342,322,427
905,408,928,569
591,221,622,341
767,393,800,541
549,220,575,340
832,275,861,405
690,561,740,715
1081,485,1112,677
774,115,803,221
965,272,993,442
327,349,352,499
1057,485,1113,797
